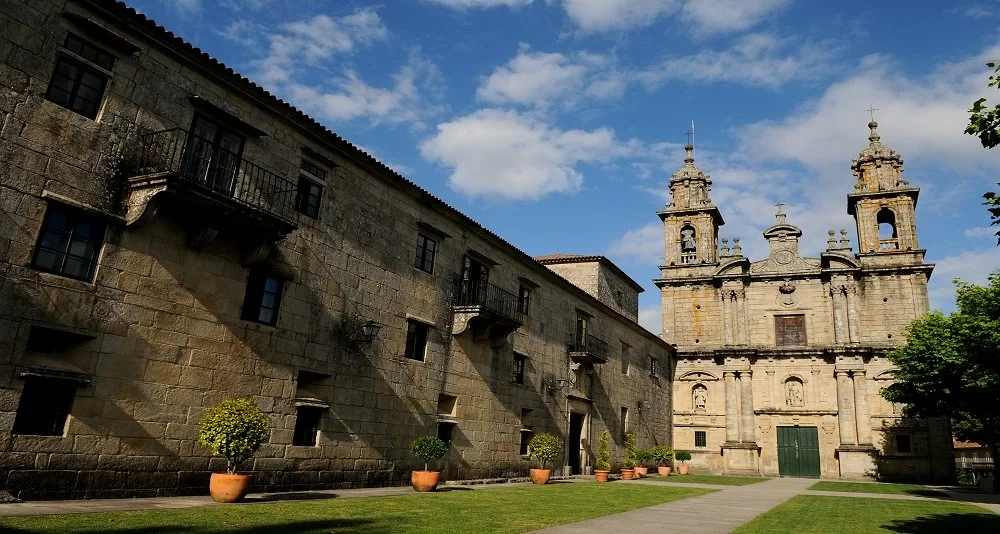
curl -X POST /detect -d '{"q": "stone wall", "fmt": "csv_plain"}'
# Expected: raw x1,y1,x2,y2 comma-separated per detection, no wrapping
0,0,672,499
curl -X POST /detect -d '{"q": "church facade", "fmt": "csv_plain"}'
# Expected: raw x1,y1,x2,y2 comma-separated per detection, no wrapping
658,123,954,482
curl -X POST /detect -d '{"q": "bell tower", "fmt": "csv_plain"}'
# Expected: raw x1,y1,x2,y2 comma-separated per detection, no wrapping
847,120,924,265
658,141,724,268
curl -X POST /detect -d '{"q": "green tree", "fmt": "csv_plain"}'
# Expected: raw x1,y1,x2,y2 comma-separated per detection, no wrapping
882,274,1000,484
966,60,1000,244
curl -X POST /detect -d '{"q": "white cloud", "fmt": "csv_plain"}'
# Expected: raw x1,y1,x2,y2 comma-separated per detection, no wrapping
217,20,263,47
928,248,1000,311
679,0,792,35
420,109,630,199
609,222,663,265
478,48,589,107
965,226,1000,238
637,33,837,89
425,0,533,7
638,304,663,335
561,0,679,32
258,10,389,84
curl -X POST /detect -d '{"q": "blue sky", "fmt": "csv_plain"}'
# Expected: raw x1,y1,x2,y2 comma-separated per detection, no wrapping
130,0,1000,333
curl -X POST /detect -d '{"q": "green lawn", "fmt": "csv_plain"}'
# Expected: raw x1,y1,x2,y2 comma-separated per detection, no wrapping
733,495,1000,533
0,483,714,534
647,474,768,486
809,480,947,497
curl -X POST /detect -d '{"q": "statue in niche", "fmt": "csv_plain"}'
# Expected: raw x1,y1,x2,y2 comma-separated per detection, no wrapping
693,385,707,412
785,379,804,407
681,228,697,252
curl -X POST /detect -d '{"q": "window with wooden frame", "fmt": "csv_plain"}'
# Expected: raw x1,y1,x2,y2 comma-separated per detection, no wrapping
695,431,707,448
518,285,531,315
241,271,284,326
404,320,429,361
31,203,107,282
296,158,326,219
512,353,526,384
775,315,807,346
12,376,79,436
414,233,437,273
45,33,115,119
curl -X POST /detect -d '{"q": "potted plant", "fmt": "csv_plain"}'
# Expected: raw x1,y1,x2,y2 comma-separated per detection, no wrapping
595,430,611,482
198,398,270,503
634,448,652,478
650,445,674,476
676,450,692,475
411,436,449,492
621,432,637,480
527,432,563,484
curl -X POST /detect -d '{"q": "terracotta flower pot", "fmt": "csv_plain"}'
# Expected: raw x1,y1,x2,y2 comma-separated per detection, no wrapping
657,466,671,476
530,468,552,485
634,466,648,478
621,469,635,480
678,464,689,475
594,470,610,482
411,470,441,492
209,472,252,503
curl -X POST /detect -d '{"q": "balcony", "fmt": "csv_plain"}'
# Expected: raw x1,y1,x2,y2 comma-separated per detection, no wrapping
567,333,609,365
451,279,525,343
879,238,899,251
120,128,298,248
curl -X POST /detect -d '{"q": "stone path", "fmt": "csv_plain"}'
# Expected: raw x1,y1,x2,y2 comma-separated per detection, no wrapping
539,477,815,534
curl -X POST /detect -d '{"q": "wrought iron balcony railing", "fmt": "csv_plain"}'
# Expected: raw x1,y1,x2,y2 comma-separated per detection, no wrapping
126,128,298,226
567,333,610,363
454,280,525,324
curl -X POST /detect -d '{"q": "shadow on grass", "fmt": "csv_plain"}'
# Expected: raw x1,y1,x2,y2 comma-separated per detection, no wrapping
433,487,473,492
883,512,1000,532
244,492,339,502
907,489,948,498
0,519,375,534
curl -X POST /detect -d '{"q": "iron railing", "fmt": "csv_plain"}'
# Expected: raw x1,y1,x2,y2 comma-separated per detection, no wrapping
454,280,524,324
567,333,609,360
128,128,298,225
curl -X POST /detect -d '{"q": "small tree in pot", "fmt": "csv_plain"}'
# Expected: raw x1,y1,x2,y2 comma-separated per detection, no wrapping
676,450,692,475
198,398,270,503
634,448,652,478
527,432,564,484
621,432,637,480
650,445,674,476
595,430,612,482
411,436,449,492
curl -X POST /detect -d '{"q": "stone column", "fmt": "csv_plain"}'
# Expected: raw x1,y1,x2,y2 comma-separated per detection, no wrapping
736,291,748,345
853,370,872,445
846,285,861,343
836,370,857,445
724,370,739,442
739,371,755,443
722,291,733,345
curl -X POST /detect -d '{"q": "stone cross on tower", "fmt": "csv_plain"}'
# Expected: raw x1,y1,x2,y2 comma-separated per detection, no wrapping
865,105,879,122
775,202,787,224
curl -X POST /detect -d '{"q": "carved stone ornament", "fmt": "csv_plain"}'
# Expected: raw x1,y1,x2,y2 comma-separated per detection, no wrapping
785,379,804,407
779,281,795,294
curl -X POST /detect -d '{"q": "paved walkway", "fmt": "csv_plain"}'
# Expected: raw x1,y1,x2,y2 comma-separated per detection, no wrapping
539,477,815,534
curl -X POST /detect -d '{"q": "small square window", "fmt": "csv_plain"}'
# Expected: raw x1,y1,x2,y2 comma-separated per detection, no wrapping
695,431,707,448
512,354,526,384
519,430,533,455
45,34,114,119
242,271,284,326
437,421,455,447
518,286,531,315
31,204,107,282
13,377,78,436
296,177,323,219
775,315,807,346
292,406,323,446
414,233,437,273
895,434,911,454
300,159,328,181
405,320,429,361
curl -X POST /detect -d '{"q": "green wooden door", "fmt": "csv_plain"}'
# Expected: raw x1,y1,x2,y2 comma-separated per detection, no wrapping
777,426,821,478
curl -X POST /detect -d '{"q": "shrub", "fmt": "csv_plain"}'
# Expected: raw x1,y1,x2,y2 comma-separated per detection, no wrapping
527,432,563,469
198,398,270,474
634,448,653,466
623,432,637,469
411,436,449,472
675,450,692,463
595,430,611,471
650,445,674,465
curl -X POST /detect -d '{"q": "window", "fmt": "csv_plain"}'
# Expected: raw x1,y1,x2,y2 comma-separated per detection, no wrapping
519,430,533,455
512,353,526,384
775,315,807,346
518,285,531,315
621,342,631,375
877,208,899,250
414,233,437,273
45,34,114,119
183,115,245,194
32,204,107,282
620,406,629,441
649,356,658,377
695,431,707,448
895,434,911,454
241,271,284,326
437,394,457,417
292,406,323,446
296,159,326,219
680,224,697,263
12,377,78,436
437,422,455,447
405,320,429,361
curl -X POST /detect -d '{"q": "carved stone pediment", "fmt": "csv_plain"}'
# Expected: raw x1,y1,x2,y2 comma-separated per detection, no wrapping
749,256,820,275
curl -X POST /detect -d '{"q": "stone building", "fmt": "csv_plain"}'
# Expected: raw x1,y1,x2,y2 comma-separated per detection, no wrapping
0,0,672,499
658,125,953,481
